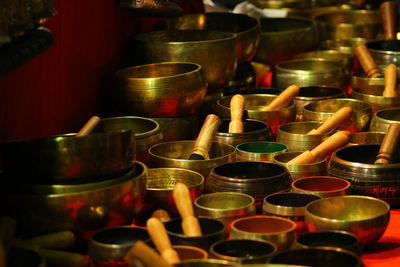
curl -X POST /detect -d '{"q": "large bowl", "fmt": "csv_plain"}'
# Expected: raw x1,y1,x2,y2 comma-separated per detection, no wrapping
369,107,400,132
132,30,237,90
0,161,147,241
114,62,207,117
254,17,318,67
160,12,260,63
148,140,236,179
0,129,136,184
302,98,372,132
304,195,390,246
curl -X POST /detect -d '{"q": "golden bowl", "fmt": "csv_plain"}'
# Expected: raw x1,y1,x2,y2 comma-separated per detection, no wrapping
148,140,236,179
304,195,390,246
273,151,327,180
194,192,256,229
160,12,260,63
314,9,382,41
236,141,288,162
276,121,336,152
321,37,368,55
230,215,297,251
254,17,318,67
369,107,400,132
132,30,237,90
366,40,400,66
348,131,385,145
291,176,351,198
351,72,384,94
295,50,353,74
272,58,347,90
350,87,400,114
302,98,372,132
216,94,297,135
114,62,207,117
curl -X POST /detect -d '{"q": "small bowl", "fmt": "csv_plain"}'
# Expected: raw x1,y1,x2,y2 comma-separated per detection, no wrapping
230,215,297,251
302,98,372,132
294,230,362,255
304,195,391,246
174,245,208,261
164,217,227,250
369,107,400,132
88,225,150,266
114,62,207,117
262,192,321,233
348,131,385,145
209,239,277,264
269,247,363,267
148,140,236,179
273,151,327,181
291,176,351,198
236,141,288,162
215,119,274,146
194,192,256,230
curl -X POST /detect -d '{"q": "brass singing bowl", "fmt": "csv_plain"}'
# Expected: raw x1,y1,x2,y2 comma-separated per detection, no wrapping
269,247,363,267
94,116,163,164
367,40,400,66
254,17,318,67
272,58,347,90
174,245,208,261
114,62,207,117
314,9,382,41
0,161,147,241
151,113,199,142
216,94,297,136
159,12,260,63
236,141,288,162
350,87,400,113
304,195,390,246
369,107,400,132
302,98,372,132
276,121,335,152
209,239,277,264
132,30,237,90
148,140,236,179
273,151,327,180
194,192,256,228
295,50,353,74
291,176,351,198
348,131,385,145
321,37,368,55
215,119,274,146
142,168,204,219
230,215,297,251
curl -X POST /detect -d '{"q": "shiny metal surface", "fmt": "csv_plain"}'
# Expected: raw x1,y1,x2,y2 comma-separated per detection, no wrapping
291,176,351,198
370,107,400,132
295,50,353,73
367,40,400,66
236,141,288,162
350,87,400,113
348,131,385,145
151,113,199,142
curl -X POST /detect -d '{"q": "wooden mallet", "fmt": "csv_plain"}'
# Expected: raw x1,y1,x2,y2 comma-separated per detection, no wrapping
124,241,171,267
383,64,398,97
229,94,245,133
307,107,353,135
76,115,101,136
260,85,300,111
354,44,383,78
375,123,400,164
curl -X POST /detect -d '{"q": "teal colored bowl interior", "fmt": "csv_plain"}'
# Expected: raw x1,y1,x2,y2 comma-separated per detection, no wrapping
237,141,288,154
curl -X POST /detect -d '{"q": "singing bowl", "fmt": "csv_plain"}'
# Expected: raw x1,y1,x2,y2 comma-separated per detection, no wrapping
132,30,237,90
351,71,385,94
164,217,227,250
276,121,336,152
174,245,208,261
159,12,260,63
88,225,150,265
0,130,135,184
369,107,400,132
142,168,204,219
214,119,274,146
273,151,327,180
321,37,368,55
302,98,372,132
269,247,363,267
367,39,400,66
295,50,353,73
216,94,297,135
93,116,163,164
348,131,385,145
293,230,362,255
209,239,277,264
328,144,400,207
205,161,292,209
291,176,351,198
230,215,297,251
194,192,256,228
151,113,199,142
114,62,207,117
236,141,288,162
272,58,347,90
253,17,318,67
0,161,147,241
304,195,390,246
314,9,382,41
148,140,236,179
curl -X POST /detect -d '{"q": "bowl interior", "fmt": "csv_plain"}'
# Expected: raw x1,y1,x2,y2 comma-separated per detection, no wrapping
147,168,204,191
335,144,400,164
233,216,295,234
211,239,275,258
91,226,149,245
115,62,200,79
292,177,350,192
264,192,321,208
297,86,345,99
375,108,400,121
236,142,288,154
195,192,254,211
276,59,341,72
296,231,359,249
218,120,268,134
213,161,286,179
166,218,225,236
304,99,369,113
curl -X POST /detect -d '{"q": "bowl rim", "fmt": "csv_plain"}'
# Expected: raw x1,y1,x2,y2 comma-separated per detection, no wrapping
194,192,255,212
230,215,297,235
291,176,351,194
100,116,162,139
303,98,372,114
146,167,204,191
259,16,316,35
236,141,288,155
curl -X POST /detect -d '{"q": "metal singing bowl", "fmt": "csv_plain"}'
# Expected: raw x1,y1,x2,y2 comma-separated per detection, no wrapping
215,119,274,146
295,50,353,73
291,176,351,198
321,37,368,55
174,245,208,261
370,107,400,132
254,17,318,67
351,71,385,94
159,12,260,63
348,131,385,145
367,39,400,66
328,144,400,207
132,30,237,90
236,141,288,162
302,98,372,132
304,195,390,247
